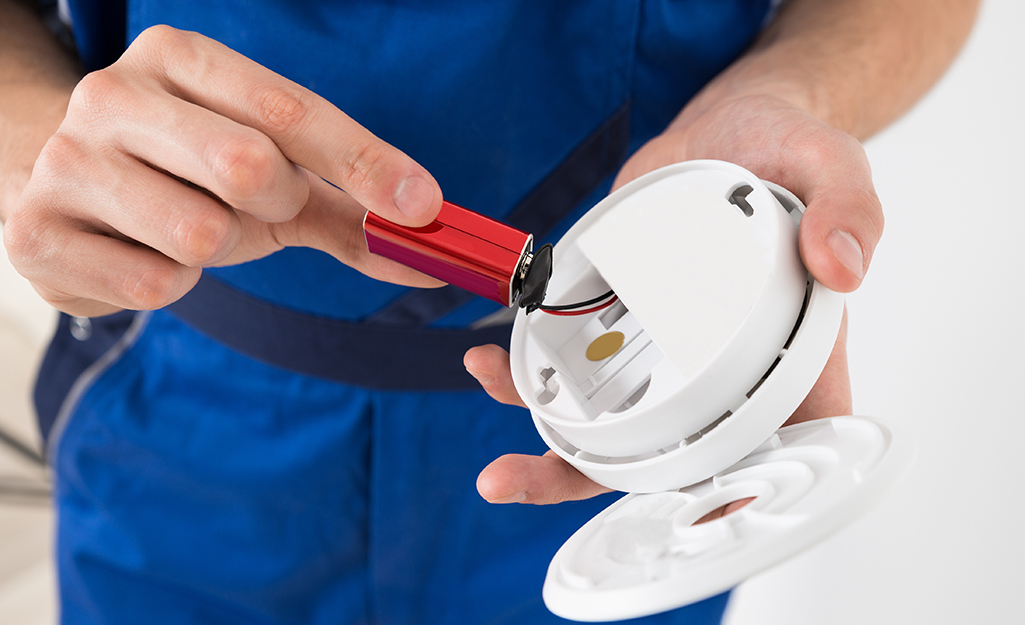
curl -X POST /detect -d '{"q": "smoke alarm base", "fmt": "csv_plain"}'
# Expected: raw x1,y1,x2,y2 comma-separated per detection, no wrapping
510,161,833,488
541,416,913,622
506,161,909,621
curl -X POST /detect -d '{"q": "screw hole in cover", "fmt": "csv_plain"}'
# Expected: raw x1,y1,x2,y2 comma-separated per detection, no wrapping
537,366,560,405
727,183,755,217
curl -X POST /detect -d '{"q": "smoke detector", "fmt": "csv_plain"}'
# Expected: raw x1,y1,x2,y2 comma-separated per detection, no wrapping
508,161,911,621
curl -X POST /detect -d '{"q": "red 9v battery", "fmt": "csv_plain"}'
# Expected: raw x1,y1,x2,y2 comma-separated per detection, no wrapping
364,200,551,309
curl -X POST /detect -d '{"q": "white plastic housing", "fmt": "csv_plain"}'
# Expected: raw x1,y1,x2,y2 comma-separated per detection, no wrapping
542,416,913,622
510,161,843,492
506,161,908,622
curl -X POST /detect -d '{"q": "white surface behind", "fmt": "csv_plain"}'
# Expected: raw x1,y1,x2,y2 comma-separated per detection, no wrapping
0,230,57,620
725,1,1025,623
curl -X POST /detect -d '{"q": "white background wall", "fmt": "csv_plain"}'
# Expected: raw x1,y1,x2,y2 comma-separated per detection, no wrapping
0,197,56,620
727,0,1025,622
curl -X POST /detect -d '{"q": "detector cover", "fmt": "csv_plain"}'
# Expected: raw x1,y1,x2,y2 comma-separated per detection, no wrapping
543,416,912,621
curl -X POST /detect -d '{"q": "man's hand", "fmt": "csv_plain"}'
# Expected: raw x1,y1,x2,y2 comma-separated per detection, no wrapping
616,94,882,294
465,0,979,506
3,25,444,317
466,313,851,505
466,95,865,506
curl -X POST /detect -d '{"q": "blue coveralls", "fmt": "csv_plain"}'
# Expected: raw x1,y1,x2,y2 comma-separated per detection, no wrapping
35,1,774,623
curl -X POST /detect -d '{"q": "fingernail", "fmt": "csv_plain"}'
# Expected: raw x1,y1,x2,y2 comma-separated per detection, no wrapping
490,491,528,504
393,175,434,218
827,230,865,281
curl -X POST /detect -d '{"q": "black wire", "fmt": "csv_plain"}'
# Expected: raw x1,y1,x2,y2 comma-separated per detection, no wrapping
538,289,616,312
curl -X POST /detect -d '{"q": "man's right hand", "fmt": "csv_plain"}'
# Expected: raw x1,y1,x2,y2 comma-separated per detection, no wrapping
3,25,444,317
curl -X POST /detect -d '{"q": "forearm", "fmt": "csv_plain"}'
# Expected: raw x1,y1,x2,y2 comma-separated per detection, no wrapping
676,0,980,140
0,0,81,222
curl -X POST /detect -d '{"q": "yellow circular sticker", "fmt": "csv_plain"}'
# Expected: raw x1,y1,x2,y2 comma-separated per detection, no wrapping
586,331,625,362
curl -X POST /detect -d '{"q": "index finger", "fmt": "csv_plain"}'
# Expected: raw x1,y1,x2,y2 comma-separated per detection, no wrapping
125,25,442,227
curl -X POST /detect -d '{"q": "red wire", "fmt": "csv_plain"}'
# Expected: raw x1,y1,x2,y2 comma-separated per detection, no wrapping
539,295,619,316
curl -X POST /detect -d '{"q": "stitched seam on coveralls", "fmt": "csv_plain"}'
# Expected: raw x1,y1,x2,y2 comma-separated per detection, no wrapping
46,310,153,468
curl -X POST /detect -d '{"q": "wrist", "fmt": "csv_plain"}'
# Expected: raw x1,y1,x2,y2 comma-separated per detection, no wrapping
0,84,71,222
670,0,980,142
0,0,81,222
668,46,838,140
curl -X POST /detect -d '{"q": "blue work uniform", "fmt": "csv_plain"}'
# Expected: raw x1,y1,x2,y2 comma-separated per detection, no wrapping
36,1,774,623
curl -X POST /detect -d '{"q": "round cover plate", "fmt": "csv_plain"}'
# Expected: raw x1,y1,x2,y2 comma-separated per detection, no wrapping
543,416,912,622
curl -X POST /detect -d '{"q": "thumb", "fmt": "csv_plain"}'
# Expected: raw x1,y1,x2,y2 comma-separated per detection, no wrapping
787,142,884,293
279,171,446,287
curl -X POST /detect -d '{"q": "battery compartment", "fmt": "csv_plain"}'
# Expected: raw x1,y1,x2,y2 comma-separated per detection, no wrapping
521,265,686,422
534,276,814,468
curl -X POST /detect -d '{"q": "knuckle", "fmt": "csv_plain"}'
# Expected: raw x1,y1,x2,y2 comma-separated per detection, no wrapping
68,70,127,122
854,186,885,242
339,142,387,195
2,210,40,267
124,25,210,85
129,24,188,60
171,209,237,266
855,185,884,223
785,130,839,167
34,132,88,179
2,201,58,270
779,120,856,169
211,135,279,202
253,85,310,136
123,265,182,310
